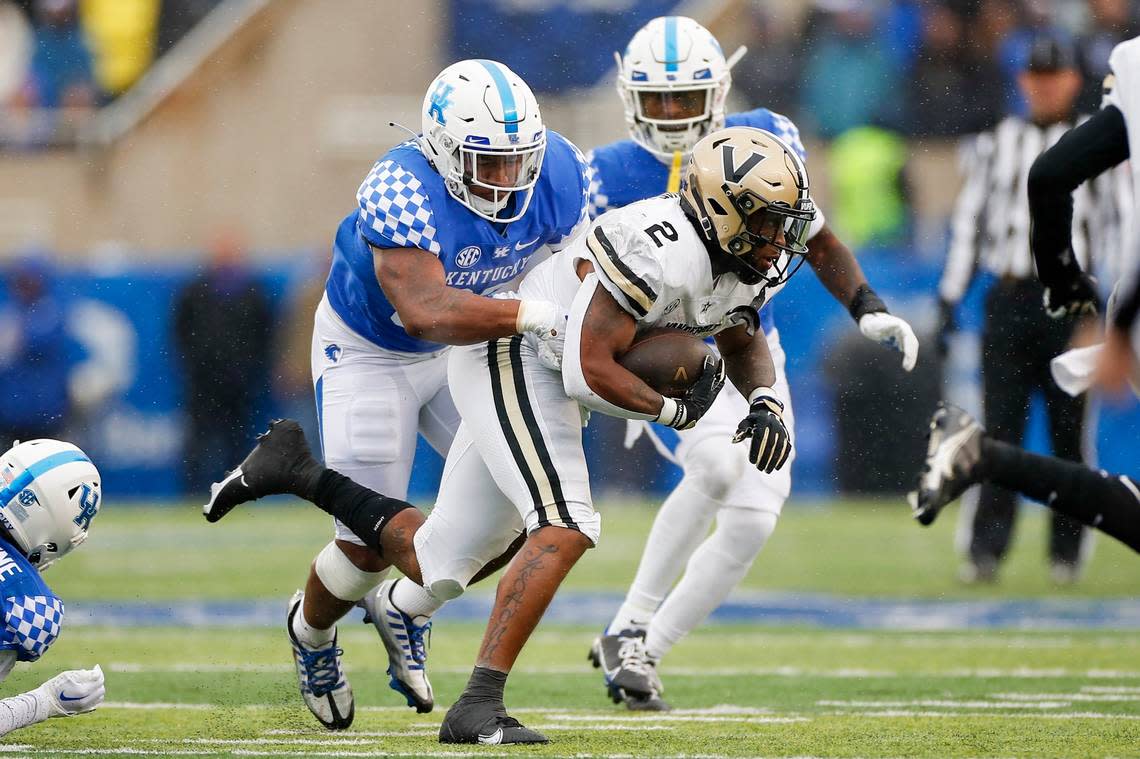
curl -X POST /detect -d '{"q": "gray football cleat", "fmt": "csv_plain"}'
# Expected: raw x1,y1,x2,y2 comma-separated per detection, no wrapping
908,403,984,526
588,629,670,710
359,578,434,713
286,590,354,730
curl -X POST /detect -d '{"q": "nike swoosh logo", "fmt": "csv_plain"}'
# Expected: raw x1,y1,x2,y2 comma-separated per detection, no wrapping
478,728,504,745
515,237,541,250
59,692,86,702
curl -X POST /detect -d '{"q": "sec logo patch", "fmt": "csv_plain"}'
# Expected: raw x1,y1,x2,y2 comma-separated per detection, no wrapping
455,246,482,269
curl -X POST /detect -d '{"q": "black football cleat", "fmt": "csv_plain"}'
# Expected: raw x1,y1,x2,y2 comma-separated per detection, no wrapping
438,697,548,745
908,403,984,526
203,419,324,523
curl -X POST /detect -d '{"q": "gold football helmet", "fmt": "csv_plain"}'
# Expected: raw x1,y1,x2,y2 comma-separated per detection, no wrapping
681,126,816,286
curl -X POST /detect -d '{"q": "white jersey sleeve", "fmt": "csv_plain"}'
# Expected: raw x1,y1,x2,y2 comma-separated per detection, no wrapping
581,215,665,320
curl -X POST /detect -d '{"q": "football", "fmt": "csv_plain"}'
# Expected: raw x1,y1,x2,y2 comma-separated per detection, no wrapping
618,327,715,396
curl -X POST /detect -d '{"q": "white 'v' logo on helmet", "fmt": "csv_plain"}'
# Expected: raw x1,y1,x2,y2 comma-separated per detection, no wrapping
419,60,547,223
0,439,101,570
615,16,742,161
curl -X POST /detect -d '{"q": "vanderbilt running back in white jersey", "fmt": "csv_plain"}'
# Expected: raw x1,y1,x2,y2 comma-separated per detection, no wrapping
519,194,782,344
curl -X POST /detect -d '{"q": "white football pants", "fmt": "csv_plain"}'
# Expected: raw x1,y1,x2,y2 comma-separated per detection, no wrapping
413,335,601,599
311,296,460,546
615,329,793,660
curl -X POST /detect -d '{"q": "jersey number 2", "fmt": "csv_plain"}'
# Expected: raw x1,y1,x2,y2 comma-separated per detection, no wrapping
645,221,678,248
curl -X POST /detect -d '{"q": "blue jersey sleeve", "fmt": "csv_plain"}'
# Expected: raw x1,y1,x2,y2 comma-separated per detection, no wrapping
355,156,442,256
728,109,808,162
586,149,609,220
542,132,591,249
0,595,63,663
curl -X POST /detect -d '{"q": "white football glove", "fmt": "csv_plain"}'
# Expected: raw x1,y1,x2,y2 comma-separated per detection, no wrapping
515,300,565,341
38,665,105,717
858,312,919,372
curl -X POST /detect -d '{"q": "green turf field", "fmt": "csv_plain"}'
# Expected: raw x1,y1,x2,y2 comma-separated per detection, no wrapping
2,500,1137,758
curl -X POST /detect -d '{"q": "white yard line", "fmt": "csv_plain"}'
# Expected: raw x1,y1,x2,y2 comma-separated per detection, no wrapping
104,661,1140,679
828,710,1140,720
819,699,1072,709
990,692,1140,702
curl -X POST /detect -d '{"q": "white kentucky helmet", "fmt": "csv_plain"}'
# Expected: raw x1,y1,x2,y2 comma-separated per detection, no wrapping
0,439,101,570
616,16,741,160
420,59,546,223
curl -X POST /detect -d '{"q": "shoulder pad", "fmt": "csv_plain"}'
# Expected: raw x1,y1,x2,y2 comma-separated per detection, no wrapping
356,158,442,255
1,594,63,662
584,218,664,319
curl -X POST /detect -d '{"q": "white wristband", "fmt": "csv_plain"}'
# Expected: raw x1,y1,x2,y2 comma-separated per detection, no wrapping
655,396,680,426
747,386,777,404
515,300,558,334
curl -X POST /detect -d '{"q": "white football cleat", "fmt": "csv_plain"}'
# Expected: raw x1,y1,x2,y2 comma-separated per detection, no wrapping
286,590,354,730
360,578,434,713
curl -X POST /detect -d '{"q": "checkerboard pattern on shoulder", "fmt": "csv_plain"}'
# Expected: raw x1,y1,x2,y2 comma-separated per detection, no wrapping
2,594,63,661
770,111,806,160
585,152,609,220
357,158,441,255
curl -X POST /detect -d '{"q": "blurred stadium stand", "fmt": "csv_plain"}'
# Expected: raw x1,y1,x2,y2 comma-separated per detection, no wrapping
0,0,1134,499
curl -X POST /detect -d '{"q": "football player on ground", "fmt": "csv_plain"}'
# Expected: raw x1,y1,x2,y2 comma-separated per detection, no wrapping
201,60,589,729
910,36,1140,555
208,126,817,743
0,439,105,736
583,15,918,709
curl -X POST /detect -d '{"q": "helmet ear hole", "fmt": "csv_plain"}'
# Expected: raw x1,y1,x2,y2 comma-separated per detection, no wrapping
707,197,727,215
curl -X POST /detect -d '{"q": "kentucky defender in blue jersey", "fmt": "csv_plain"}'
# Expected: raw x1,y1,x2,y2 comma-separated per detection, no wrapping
0,439,105,736
584,16,921,710
205,59,588,729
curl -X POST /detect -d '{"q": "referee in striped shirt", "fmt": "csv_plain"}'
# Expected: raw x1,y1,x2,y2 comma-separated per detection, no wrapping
938,33,1118,584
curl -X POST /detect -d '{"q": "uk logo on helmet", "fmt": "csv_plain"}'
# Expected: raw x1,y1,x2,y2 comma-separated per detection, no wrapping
455,246,482,269
428,82,454,126
73,484,99,531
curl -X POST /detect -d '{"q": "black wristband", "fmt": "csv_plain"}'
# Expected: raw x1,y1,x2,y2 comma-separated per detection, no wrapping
848,284,888,322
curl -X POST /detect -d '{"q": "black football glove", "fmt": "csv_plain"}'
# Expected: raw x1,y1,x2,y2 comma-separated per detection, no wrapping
732,390,792,473
656,355,726,430
1043,272,1098,319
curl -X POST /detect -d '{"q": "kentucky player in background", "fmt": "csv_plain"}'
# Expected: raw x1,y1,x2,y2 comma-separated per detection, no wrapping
586,16,920,709
205,59,589,729
0,439,105,736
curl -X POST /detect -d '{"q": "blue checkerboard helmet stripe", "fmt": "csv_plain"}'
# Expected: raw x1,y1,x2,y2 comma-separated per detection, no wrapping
419,59,546,223
1,594,64,662
616,16,741,160
0,440,100,570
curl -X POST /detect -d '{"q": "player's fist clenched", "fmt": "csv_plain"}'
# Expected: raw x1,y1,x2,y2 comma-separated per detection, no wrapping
40,664,105,717
656,355,725,430
733,389,792,473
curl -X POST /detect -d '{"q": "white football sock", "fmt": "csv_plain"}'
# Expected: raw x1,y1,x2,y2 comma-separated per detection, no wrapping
608,474,721,634
390,576,444,625
292,603,336,648
645,508,778,662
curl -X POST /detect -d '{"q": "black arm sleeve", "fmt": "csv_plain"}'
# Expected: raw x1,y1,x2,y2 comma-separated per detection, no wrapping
1028,105,1129,287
